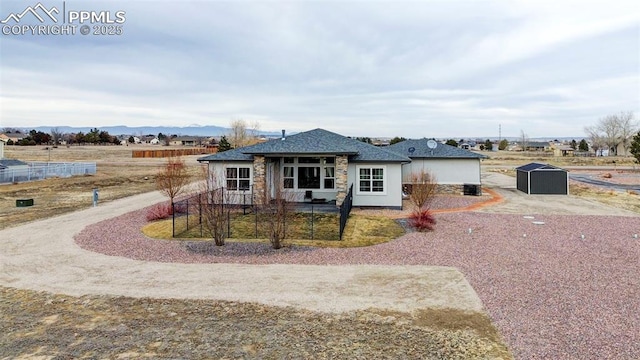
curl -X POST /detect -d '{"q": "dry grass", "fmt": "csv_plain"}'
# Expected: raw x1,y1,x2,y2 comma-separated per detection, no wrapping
482,151,638,167
569,182,640,214
0,286,512,359
142,214,405,248
0,145,204,230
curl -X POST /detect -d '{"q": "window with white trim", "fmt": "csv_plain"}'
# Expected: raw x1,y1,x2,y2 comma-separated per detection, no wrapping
283,166,294,189
358,166,385,193
280,156,336,190
226,167,250,190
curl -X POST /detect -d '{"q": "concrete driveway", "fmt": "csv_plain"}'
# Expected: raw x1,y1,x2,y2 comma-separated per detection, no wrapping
479,172,638,217
0,190,483,315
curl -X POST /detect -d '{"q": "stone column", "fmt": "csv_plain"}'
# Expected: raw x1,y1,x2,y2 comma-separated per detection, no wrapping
253,155,266,205
335,155,349,206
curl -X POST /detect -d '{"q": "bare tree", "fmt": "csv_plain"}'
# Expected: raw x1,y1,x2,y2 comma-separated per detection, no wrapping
229,118,248,148
156,156,191,205
586,112,638,156
261,175,295,249
50,127,63,146
617,111,638,156
408,170,438,211
520,130,529,152
199,167,229,246
229,119,261,148
584,125,605,156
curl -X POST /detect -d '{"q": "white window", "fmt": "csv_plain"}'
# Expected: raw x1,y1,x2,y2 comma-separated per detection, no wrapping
280,156,336,190
226,167,251,190
283,166,294,189
358,166,385,194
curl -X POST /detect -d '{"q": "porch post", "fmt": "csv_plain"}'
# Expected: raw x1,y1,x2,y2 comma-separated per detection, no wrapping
253,155,266,205
335,155,348,206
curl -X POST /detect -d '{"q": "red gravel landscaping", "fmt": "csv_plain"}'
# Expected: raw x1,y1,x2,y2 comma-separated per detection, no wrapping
75,209,640,360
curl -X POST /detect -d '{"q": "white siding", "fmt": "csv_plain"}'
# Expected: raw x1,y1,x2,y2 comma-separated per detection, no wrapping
208,161,254,204
348,162,403,208
402,159,481,185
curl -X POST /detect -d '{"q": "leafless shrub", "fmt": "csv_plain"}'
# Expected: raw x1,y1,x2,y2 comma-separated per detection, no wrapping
407,170,438,232
156,156,191,205
261,176,296,249
408,170,438,211
199,168,229,246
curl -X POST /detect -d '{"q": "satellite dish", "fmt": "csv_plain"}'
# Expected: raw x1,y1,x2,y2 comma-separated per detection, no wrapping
408,147,415,154
427,139,437,149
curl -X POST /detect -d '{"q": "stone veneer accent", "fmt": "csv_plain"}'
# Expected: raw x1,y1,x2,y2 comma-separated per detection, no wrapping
253,155,266,205
335,155,349,206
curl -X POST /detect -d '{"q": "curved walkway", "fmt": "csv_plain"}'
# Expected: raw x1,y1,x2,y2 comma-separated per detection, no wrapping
0,190,482,315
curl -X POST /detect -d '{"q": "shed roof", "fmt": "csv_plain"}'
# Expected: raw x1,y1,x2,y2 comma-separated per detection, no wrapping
198,128,410,163
516,162,565,172
386,138,487,159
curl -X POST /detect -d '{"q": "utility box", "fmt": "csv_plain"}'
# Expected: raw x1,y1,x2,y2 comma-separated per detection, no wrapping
463,184,481,196
16,198,34,207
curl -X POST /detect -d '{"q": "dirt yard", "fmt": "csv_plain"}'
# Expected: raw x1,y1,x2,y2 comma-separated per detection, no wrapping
1,146,638,359
0,145,205,230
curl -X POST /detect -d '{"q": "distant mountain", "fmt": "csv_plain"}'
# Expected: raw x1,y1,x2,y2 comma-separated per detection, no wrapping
11,125,282,137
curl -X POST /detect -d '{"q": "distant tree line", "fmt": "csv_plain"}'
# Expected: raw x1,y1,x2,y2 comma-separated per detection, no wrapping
2,127,120,146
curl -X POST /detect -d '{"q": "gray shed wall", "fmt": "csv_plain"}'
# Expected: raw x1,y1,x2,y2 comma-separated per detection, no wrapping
529,170,568,194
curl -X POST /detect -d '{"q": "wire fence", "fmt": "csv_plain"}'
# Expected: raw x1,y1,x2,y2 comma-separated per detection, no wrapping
0,162,97,184
172,189,345,241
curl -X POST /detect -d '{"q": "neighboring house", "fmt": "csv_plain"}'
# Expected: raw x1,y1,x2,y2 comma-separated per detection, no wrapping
0,141,4,158
198,128,410,209
139,135,158,144
170,136,200,146
0,132,24,143
526,141,550,152
552,144,575,157
386,139,487,187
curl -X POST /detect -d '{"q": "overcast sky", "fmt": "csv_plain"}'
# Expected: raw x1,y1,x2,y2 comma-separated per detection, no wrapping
0,0,638,138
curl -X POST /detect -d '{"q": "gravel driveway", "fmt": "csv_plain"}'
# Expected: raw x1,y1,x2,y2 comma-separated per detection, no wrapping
2,173,639,359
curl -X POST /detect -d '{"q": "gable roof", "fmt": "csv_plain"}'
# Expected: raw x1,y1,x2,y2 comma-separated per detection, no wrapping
516,163,565,172
199,146,254,162
386,138,487,159
198,128,410,163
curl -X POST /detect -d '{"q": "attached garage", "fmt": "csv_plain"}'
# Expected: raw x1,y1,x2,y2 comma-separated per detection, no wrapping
516,163,568,195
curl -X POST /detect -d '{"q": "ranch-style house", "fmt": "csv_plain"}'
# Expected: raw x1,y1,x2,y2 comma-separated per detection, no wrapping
197,128,485,209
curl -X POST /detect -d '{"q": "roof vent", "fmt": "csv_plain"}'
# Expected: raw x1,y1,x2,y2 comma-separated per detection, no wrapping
281,129,286,141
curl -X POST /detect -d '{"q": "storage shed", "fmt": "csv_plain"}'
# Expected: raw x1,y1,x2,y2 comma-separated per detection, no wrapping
516,163,568,195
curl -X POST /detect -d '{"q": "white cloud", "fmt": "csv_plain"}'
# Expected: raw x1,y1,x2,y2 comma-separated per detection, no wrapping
1,0,638,138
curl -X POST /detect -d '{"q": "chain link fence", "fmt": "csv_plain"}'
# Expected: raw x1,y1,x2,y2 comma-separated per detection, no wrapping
0,162,97,184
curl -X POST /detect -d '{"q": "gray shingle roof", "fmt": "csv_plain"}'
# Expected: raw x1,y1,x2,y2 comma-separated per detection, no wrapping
198,128,410,163
387,139,487,159
516,163,564,172
198,147,253,162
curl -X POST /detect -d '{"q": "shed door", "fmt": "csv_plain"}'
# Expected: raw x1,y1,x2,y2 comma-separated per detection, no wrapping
530,171,567,194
